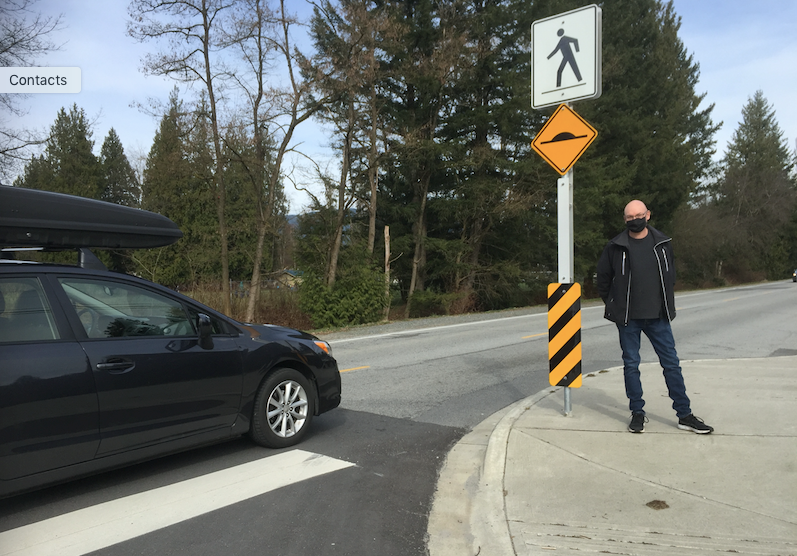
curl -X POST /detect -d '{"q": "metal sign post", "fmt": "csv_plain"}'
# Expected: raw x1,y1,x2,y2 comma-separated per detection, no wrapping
532,6,601,416
559,167,574,415
557,168,574,285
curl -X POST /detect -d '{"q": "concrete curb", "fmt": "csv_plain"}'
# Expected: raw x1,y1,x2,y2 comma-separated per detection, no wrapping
425,403,508,556
427,386,560,556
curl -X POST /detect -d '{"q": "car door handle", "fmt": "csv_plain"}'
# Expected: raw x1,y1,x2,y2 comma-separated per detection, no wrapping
96,358,135,374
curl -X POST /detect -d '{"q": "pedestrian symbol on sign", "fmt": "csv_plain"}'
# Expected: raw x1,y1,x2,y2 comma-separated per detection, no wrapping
547,29,582,88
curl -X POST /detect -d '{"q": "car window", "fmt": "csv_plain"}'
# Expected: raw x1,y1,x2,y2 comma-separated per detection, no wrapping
0,277,60,342
58,277,193,338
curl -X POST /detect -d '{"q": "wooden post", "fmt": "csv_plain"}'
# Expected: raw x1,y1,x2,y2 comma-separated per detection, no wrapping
384,226,391,321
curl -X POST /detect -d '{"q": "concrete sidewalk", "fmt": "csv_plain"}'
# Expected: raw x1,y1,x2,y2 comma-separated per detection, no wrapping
427,356,797,555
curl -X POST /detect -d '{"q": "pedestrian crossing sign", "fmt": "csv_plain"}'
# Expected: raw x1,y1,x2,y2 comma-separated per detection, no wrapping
532,4,602,109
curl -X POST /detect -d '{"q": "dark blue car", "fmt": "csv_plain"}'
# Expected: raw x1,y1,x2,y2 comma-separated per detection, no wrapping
0,188,341,497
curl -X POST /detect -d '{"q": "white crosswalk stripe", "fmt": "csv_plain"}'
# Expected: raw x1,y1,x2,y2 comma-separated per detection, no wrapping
0,450,354,556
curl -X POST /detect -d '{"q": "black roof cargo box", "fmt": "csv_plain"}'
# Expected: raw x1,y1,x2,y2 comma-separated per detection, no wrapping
0,187,182,249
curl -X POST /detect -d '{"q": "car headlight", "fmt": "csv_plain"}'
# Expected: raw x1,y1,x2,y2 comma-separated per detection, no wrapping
313,340,332,355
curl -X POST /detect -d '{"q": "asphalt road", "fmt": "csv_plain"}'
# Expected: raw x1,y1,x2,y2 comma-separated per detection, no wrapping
1,280,795,556
328,279,797,427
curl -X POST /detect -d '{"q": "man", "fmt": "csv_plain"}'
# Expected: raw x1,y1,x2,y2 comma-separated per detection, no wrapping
596,200,713,434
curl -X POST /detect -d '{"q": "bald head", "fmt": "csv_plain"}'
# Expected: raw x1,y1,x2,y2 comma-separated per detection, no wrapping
624,200,648,220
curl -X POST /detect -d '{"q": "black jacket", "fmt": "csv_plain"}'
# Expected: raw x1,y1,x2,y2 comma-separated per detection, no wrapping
596,225,676,325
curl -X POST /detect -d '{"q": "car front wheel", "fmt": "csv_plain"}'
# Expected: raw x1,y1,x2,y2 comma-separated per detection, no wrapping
251,368,315,448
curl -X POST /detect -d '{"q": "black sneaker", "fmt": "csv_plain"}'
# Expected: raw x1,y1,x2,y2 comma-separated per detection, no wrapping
628,413,647,433
677,414,714,434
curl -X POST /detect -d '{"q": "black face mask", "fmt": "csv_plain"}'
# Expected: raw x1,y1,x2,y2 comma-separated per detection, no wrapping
626,217,647,233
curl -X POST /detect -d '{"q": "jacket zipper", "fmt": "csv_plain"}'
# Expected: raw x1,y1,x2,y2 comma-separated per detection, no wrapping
653,239,672,321
622,251,630,324
624,273,631,324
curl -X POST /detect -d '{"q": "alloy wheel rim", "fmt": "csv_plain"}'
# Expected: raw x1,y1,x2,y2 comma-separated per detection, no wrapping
266,380,309,438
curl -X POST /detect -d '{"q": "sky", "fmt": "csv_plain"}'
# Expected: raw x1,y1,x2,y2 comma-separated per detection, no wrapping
6,0,797,210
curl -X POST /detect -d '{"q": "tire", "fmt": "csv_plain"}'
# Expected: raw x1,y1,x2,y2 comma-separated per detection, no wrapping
251,368,315,448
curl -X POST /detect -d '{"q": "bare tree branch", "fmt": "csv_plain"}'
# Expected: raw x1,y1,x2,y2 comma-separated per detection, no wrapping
128,0,237,313
0,0,64,183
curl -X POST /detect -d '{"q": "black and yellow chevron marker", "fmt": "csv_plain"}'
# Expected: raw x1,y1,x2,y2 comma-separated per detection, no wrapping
548,283,582,388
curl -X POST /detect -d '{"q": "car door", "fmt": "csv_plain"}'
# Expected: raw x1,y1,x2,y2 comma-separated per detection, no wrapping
56,276,244,456
0,276,100,481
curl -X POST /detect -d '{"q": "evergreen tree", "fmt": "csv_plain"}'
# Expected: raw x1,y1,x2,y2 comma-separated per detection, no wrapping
219,120,263,282
100,128,140,207
141,93,190,218
12,152,48,191
135,91,196,286
674,92,795,285
378,0,468,316
716,91,795,279
14,104,102,199
723,90,793,179
435,0,545,311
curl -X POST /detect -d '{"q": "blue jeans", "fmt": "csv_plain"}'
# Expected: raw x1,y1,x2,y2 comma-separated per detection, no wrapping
616,318,691,418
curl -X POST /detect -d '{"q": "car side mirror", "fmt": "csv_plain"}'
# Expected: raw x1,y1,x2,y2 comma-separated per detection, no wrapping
197,313,214,350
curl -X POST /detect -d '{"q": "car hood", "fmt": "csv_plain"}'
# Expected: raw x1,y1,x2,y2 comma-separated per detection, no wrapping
239,322,321,343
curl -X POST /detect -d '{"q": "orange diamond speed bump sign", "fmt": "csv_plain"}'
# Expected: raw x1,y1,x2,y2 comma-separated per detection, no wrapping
532,104,597,175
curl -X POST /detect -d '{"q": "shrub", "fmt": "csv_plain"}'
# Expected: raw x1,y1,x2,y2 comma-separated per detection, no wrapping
299,266,386,329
